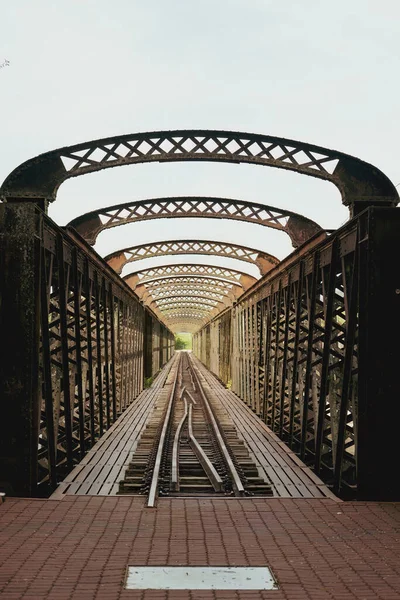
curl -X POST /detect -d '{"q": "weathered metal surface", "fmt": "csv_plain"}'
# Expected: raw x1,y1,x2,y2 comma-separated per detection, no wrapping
136,278,242,304
0,203,174,497
105,239,279,276
1,130,400,503
68,198,322,248
124,264,258,289
2,130,398,216
194,208,400,501
0,203,41,497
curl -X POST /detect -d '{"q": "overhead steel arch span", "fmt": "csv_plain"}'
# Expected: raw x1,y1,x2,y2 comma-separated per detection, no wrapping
147,289,229,303
154,300,221,312
136,277,242,301
161,306,217,317
2,130,397,215
124,264,258,289
167,321,204,334
164,310,209,320
150,294,228,309
68,198,322,248
138,281,240,307
154,295,219,307
105,239,280,276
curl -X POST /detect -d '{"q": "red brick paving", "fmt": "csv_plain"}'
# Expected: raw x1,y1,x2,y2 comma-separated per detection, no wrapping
0,496,399,599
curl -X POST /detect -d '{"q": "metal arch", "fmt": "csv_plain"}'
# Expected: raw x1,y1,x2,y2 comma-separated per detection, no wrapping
150,292,229,309
124,264,258,289
2,129,397,215
68,198,322,248
149,289,228,302
140,283,237,309
164,311,209,320
167,317,206,325
156,300,220,312
155,297,219,308
160,307,215,317
134,276,244,305
136,277,242,302
168,321,203,334
105,238,280,275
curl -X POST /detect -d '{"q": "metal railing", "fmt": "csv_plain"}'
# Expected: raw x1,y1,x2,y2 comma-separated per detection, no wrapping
0,203,174,496
194,208,400,500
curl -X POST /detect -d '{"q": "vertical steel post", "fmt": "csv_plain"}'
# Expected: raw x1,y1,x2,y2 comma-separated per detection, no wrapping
357,207,400,500
0,203,41,496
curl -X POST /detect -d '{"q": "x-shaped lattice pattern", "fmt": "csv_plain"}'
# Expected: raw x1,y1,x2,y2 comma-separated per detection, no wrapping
71,197,321,247
106,239,276,269
3,130,396,215
134,264,248,283
164,311,208,319
96,199,290,230
156,299,218,310
141,276,238,291
151,289,226,301
59,132,340,179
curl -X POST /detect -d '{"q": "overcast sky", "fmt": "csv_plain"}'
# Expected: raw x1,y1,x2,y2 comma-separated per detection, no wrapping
1,0,399,273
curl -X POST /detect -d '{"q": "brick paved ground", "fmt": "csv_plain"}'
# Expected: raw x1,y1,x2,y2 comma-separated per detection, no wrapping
0,496,399,600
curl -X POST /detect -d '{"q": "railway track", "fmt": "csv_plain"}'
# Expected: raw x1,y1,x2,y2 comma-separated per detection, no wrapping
119,352,272,505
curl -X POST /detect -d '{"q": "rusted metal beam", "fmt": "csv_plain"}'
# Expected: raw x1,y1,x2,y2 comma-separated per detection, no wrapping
124,264,258,290
2,130,397,216
69,198,321,248
105,239,279,276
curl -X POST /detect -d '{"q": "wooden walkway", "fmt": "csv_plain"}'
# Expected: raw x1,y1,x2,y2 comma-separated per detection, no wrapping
193,355,337,500
51,355,177,498
52,352,337,500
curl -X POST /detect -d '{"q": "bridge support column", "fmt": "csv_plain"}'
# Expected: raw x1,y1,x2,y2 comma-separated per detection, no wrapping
358,207,400,500
0,202,41,496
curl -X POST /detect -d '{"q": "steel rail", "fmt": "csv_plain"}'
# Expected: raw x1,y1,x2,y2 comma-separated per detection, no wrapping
187,403,223,492
187,366,197,391
188,355,245,496
147,354,181,507
171,397,188,492
185,389,197,405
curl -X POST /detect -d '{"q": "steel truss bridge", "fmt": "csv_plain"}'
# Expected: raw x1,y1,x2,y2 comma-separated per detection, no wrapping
0,129,399,501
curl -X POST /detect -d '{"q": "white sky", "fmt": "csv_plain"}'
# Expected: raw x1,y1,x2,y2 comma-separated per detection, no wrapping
1,0,400,274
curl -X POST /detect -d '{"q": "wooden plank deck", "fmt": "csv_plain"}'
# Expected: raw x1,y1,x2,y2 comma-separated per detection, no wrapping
50,355,177,498
51,353,337,500
192,356,338,500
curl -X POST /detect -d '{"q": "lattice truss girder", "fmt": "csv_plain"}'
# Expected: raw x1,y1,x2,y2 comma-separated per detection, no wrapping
154,297,219,310
125,263,258,287
69,197,322,248
137,276,240,300
164,311,208,320
4,130,397,213
38,225,147,489
149,288,227,302
105,239,280,276
158,303,217,314
226,229,359,493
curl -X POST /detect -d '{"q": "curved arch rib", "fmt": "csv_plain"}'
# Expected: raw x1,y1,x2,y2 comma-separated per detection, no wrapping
161,307,216,318
156,302,221,315
2,130,397,215
140,283,238,310
105,238,280,276
168,321,204,334
68,197,322,248
136,277,242,302
151,293,229,309
164,311,209,319
148,289,229,303
155,297,219,309
124,264,257,290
